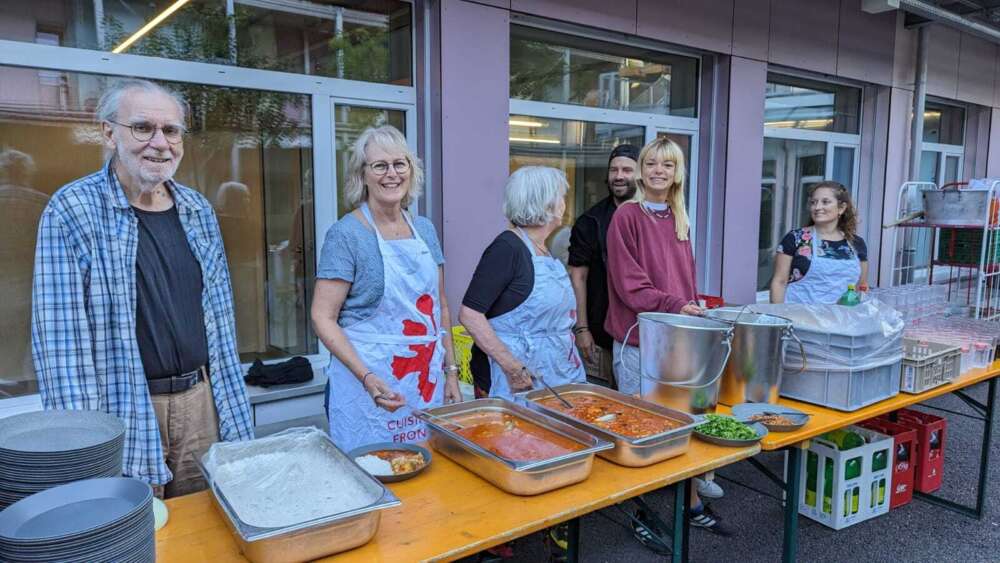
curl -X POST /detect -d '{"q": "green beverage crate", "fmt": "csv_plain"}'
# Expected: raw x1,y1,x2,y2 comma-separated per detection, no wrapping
936,228,1000,265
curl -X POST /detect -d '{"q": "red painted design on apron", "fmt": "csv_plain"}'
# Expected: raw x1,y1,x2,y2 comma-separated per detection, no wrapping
391,293,439,402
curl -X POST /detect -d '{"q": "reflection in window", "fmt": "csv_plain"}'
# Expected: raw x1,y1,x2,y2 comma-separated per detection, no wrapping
757,138,826,291
765,74,861,134
334,106,406,219
508,115,644,264
0,65,316,398
922,101,965,145
510,26,699,117
0,0,412,85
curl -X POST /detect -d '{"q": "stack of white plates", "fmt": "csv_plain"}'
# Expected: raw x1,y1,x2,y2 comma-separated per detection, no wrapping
0,477,154,563
0,410,125,507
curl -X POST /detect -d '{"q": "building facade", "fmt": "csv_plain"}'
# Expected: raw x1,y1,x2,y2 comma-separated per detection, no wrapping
2,0,1000,415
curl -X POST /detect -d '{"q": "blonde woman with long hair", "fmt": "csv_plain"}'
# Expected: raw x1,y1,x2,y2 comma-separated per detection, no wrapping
604,138,730,540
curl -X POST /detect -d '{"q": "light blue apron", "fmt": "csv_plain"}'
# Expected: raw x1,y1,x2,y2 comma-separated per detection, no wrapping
325,203,445,451
785,227,861,305
488,228,585,400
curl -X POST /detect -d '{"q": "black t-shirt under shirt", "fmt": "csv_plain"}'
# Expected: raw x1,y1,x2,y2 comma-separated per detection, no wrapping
567,196,617,351
133,205,209,380
462,230,535,392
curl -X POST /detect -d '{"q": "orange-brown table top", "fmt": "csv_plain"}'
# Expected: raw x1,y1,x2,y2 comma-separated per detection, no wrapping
718,362,1000,451
157,439,758,562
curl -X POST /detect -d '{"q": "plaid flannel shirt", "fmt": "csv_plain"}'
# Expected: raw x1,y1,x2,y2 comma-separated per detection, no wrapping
31,160,254,485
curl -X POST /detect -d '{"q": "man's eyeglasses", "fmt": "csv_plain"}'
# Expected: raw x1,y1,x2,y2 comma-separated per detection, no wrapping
109,120,186,144
366,159,410,176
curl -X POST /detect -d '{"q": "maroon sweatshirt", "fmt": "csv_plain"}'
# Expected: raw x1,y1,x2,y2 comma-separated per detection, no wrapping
604,203,698,346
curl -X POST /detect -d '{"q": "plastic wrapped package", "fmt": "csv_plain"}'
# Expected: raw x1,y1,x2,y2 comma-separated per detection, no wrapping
744,300,904,370
201,427,382,529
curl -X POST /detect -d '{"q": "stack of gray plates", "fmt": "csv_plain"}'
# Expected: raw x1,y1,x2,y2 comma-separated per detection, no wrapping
0,477,154,563
0,410,125,508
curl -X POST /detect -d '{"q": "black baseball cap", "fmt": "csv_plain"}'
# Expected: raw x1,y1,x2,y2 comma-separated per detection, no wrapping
609,144,640,165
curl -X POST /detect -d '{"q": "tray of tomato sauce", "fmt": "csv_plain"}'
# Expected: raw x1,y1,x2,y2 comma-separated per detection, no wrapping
522,384,700,467
415,399,612,495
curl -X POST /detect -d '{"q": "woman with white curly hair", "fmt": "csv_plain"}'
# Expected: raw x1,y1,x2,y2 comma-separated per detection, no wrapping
460,166,585,400
312,125,461,452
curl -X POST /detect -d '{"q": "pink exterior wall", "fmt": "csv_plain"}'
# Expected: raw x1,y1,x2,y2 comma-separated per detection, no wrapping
721,57,768,304
636,0,734,54
439,0,511,318
877,87,914,288
511,0,637,34
768,0,840,76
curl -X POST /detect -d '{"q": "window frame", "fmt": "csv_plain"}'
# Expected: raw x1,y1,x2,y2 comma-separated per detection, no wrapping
756,76,864,303
0,6,418,410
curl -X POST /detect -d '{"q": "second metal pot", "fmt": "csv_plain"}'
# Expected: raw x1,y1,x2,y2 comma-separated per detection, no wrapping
705,308,805,405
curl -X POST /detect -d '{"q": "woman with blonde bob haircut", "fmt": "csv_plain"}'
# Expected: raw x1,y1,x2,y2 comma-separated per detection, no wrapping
460,166,585,401
312,125,460,452
604,138,729,537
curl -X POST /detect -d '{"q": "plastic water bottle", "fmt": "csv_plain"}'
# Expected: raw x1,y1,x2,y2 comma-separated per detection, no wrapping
837,284,861,306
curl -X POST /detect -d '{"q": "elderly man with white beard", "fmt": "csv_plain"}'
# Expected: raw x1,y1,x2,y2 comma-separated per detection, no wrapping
31,79,253,498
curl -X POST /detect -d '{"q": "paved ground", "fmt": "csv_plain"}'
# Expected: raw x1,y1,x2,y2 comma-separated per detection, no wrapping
465,384,1000,563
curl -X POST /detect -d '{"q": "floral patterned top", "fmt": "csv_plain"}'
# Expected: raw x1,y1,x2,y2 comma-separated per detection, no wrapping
777,227,868,284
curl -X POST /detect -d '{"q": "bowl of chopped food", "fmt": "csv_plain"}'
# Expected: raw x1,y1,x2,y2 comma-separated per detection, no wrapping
349,443,432,483
693,414,768,447
730,403,809,432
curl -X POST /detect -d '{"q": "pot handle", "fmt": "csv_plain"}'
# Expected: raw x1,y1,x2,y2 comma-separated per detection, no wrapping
660,336,733,389
782,326,807,374
940,181,967,191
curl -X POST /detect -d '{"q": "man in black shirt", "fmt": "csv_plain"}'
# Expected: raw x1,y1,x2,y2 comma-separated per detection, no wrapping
568,144,638,387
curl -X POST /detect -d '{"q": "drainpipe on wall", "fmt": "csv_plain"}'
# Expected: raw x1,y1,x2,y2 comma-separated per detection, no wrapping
908,25,928,182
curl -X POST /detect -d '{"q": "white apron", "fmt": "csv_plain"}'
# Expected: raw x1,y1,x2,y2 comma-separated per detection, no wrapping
785,227,862,305
326,203,445,451
488,228,585,400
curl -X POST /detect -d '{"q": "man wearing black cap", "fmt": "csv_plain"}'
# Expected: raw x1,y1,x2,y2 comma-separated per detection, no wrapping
568,144,639,387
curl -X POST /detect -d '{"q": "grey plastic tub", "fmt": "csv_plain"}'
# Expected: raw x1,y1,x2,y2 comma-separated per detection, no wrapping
779,359,901,412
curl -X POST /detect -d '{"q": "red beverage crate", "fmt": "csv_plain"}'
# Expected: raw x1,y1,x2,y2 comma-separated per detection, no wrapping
859,419,917,508
892,409,947,493
698,294,725,309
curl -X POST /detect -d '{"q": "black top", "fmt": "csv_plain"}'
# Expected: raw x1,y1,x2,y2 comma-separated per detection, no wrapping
567,196,618,350
778,227,868,284
133,205,209,380
462,230,535,392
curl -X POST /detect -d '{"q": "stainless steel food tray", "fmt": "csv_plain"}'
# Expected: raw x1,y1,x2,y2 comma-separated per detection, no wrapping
521,384,699,467
418,398,612,495
199,430,400,563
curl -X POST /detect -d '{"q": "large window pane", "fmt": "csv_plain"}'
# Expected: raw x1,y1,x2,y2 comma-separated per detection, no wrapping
508,115,644,263
832,146,855,189
334,106,406,219
757,138,826,291
0,1,412,85
922,101,965,145
0,65,316,398
919,150,940,183
510,26,699,117
765,74,861,134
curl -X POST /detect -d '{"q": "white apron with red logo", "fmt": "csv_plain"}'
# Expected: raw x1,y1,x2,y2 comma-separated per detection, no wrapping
488,228,585,400
325,203,445,452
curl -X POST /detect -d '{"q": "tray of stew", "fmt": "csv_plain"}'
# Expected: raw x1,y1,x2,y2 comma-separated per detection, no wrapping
416,399,612,495
522,384,700,467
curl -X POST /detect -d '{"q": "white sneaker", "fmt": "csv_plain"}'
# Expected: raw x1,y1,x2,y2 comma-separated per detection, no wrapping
696,477,724,499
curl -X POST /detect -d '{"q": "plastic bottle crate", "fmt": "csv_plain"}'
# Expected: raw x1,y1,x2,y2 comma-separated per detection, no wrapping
798,426,894,530
937,228,1000,265
891,409,946,493
780,359,901,411
900,339,962,394
858,419,917,509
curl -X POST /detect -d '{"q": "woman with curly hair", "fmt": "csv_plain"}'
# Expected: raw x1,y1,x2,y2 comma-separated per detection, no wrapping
769,181,869,304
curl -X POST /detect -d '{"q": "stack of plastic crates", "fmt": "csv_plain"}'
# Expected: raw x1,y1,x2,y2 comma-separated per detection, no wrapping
781,327,902,411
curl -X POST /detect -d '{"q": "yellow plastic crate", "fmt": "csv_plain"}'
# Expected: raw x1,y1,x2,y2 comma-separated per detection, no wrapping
451,326,475,385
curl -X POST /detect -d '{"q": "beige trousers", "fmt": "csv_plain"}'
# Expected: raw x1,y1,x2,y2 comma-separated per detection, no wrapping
151,380,221,499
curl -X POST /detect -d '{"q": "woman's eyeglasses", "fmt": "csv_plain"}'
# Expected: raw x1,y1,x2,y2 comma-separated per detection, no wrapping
367,159,410,176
